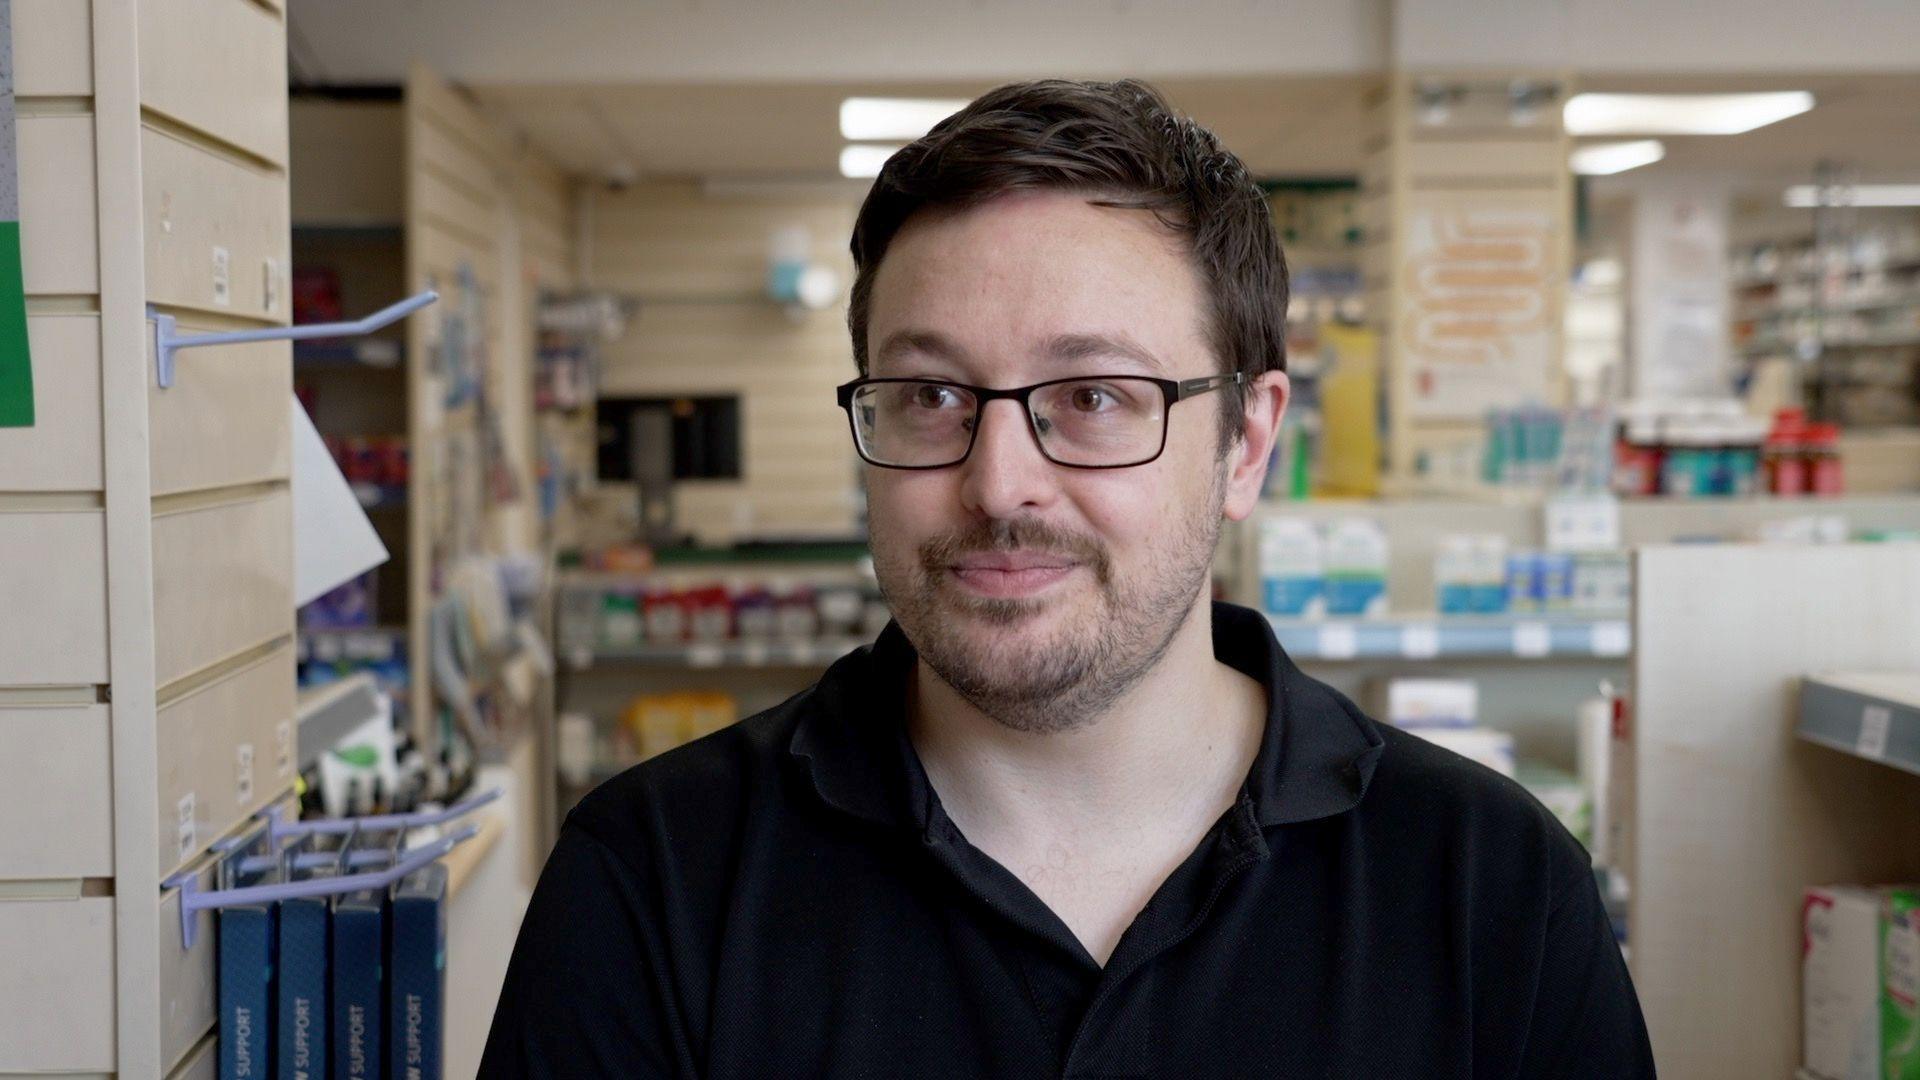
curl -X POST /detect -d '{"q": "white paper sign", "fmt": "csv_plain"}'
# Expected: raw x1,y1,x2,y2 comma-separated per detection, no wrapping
1400,624,1441,659
1317,623,1359,660
291,395,390,606
1859,705,1894,760
1513,621,1552,658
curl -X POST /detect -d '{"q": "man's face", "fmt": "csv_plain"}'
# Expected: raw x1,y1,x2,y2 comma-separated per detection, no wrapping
861,190,1253,732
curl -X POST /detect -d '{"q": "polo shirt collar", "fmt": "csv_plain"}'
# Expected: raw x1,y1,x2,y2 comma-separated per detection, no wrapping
786,601,1384,834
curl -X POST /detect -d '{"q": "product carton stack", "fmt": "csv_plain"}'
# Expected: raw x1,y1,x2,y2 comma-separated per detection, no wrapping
1804,885,1920,1080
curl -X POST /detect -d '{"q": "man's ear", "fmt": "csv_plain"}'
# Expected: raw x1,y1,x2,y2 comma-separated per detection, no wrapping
1222,369,1290,522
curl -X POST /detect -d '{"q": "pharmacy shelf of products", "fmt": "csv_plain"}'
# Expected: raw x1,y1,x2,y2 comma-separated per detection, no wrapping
1611,402,1847,499
1730,233,1920,428
1265,613,1630,662
1798,672,1920,778
554,542,888,672
320,434,409,510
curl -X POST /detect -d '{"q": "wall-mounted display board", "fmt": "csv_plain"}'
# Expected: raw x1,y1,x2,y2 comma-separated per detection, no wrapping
3,1,296,1073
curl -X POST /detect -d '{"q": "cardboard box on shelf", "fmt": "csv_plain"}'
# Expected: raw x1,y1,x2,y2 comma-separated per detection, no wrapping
1804,884,1920,1080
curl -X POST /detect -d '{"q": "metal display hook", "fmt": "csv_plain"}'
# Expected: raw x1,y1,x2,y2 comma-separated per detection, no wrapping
164,824,479,951
161,786,500,949
257,786,502,849
149,289,439,390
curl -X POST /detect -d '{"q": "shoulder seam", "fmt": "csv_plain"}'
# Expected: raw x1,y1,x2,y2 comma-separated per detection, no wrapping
564,811,653,882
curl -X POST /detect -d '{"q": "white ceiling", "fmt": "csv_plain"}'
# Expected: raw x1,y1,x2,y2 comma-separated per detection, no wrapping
470,76,1375,185
465,72,1920,195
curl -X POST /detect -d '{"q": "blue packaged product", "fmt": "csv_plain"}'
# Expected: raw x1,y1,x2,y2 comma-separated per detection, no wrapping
278,867,335,1080
388,863,449,1080
218,866,276,1080
332,886,385,1080
1505,553,1539,614
1537,552,1575,610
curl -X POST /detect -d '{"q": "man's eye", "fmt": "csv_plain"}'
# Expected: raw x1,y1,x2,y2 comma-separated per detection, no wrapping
913,385,958,409
1069,386,1110,412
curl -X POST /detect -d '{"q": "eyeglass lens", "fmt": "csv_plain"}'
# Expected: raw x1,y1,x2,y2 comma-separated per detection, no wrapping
850,379,1169,468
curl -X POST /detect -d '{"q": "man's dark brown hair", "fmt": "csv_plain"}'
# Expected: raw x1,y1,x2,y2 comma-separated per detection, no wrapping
847,78,1289,450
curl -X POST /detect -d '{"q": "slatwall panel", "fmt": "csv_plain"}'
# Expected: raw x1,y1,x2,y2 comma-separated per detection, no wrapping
590,182,860,541
1364,72,1573,482
5,2,296,1074
403,64,572,737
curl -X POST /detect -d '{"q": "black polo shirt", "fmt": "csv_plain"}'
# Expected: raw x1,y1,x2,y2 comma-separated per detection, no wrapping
481,602,1654,1078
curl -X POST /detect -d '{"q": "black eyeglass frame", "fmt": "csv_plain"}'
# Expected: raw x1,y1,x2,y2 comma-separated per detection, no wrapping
834,371,1249,470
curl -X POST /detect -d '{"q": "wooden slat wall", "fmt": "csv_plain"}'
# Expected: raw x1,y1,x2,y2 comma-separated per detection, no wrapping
6,0,296,1074
1364,72,1573,484
403,65,572,737
589,182,861,542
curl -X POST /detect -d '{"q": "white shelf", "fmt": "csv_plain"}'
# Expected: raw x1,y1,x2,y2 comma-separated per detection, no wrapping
567,636,875,671
1798,671,1920,777
294,673,383,772
1266,614,1631,661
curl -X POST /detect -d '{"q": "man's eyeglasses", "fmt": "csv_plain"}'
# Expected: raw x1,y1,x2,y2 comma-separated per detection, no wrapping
835,373,1247,470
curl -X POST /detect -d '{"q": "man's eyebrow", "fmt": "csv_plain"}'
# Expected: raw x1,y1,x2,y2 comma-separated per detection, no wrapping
874,329,966,369
1042,332,1167,373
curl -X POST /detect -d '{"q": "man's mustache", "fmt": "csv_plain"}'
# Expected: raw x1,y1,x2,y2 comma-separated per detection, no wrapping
918,518,1113,586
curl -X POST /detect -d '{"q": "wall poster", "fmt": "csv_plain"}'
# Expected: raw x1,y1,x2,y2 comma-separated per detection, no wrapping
1399,194,1557,419
0,0,31,428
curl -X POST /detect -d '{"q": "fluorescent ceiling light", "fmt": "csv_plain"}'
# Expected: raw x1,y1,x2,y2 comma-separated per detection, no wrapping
839,144,903,180
1564,92,1814,135
1784,184,1920,208
1571,139,1666,176
840,97,968,141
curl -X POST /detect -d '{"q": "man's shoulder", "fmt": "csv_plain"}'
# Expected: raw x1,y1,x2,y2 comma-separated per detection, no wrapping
1340,699,1592,894
564,685,815,857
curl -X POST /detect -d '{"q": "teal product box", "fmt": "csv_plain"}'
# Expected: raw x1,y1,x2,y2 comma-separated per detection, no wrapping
218,868,277,1080
1257,517,1325,618
388,863,449,1080
1324,573,1386,617
278,868,335,1080
331,887,385,1080
1322,519,1388,618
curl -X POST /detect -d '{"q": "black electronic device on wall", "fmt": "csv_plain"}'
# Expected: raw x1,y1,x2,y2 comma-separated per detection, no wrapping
595,395,742,482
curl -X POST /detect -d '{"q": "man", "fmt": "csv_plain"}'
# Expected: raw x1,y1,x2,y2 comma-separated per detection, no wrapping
482,79,1654,1078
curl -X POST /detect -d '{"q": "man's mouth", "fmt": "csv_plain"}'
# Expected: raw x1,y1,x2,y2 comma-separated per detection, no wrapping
946,552,1079,598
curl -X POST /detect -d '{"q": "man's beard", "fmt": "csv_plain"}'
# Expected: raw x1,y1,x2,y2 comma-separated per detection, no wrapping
870,478,1224,735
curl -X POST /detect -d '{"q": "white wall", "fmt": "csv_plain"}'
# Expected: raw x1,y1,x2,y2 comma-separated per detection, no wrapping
586,182,864,543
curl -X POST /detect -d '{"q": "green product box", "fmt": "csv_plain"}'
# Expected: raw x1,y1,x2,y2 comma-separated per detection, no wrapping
1804,885,1920,1080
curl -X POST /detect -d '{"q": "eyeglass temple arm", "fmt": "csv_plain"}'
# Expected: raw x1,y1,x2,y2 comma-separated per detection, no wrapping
1176,372,1250,398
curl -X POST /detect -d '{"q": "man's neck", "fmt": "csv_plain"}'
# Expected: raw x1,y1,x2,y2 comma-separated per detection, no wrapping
906,599,1267,856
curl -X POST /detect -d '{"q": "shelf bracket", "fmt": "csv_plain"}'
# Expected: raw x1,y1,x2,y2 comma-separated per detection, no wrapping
150,290,439,390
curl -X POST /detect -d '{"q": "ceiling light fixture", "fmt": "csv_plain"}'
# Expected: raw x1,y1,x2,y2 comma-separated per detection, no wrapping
1564,92,1814,136
839,144,903,180
1571,139,1666,176
839,97,968,141
1784,184,1920,208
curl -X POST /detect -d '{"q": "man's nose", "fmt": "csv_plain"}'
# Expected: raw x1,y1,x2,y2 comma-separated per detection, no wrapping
957,398,1058,518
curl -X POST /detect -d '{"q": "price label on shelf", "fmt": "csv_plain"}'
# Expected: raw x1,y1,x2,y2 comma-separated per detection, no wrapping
687,643,724,668
782,642,815,666
740,641,770,667
234,743,254,805
1512,621,1552,658
1858,705,1894,760
1400,623,1440,659
1316,623,1358,660
1591,621,1631,657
